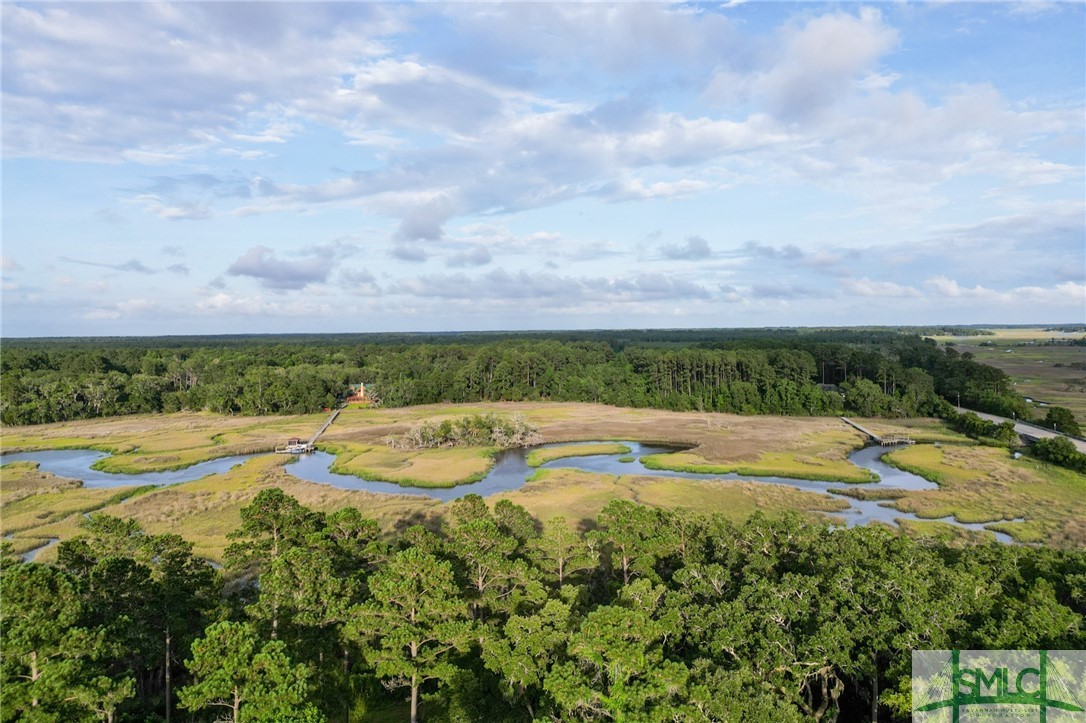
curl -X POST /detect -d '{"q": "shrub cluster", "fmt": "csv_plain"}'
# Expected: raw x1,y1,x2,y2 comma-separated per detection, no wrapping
387,413,542,451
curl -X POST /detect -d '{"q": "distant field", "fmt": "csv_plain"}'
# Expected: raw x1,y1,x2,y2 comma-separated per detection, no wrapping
2,402,1083,558
930,328,1086,424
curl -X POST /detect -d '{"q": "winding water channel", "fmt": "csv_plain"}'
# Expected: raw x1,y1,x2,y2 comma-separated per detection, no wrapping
3,441,1016,545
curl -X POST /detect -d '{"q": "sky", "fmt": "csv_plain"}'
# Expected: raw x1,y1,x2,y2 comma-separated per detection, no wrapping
1,1,1083,337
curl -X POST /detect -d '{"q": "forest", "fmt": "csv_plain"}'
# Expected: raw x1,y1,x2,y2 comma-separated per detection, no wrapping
4,491,1084,723
0,329,1058,428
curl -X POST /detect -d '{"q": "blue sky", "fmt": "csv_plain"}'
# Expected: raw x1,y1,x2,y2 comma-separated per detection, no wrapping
2,1,1083,336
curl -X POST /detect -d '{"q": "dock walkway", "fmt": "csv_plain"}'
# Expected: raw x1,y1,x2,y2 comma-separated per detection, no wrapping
840,417,914,446
276,406,342,454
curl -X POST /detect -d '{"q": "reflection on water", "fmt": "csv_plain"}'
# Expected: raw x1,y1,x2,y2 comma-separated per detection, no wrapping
3,441,1017,543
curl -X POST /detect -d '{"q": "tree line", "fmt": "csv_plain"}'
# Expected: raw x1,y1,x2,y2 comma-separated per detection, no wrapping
3,492,1083,722
1,330,1047,426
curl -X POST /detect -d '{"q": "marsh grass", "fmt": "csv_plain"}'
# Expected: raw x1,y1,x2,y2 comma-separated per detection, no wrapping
894,518,998,545
5,403,1084,553
494,467,848,528
640,450,878,483
319,441,496,487
2,411,320,472
827,487,909,501
525,443,631,467
4,536,56,556
1,486,140,534
0,461,81,504
881,443,1086,546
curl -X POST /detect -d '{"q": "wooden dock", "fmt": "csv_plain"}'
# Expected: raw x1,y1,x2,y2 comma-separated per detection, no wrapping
308,407,340,446
275,407,341,454
840,417,914,446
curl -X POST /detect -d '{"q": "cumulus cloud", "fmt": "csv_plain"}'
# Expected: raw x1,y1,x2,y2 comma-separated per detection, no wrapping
703,8,898,120
337,59,505,136
660,235,712,260
226,245,338,290
338,268,382,296
446,245,493,268
391,244,429,263
394,195,457,242
3,3,1081,333
740,241,805,260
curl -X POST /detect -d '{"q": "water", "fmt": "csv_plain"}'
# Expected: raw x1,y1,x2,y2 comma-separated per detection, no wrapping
21,538,59,562
1,449,259,487
283,441,1015,541
2,442,1017,542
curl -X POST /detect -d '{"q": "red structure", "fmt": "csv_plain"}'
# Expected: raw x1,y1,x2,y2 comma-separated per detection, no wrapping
345,382,368,404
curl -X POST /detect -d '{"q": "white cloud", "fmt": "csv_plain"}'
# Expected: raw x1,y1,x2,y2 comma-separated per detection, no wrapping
338,269,382,296
226,246,339,290
195,292,333,317
660,236,712,261
924,276,1086,306
2,3,394,162
842,277,921,298
2,4,1082,333
445,245,493,268
82,298,162,320
605,178,710,201
704,8,898,121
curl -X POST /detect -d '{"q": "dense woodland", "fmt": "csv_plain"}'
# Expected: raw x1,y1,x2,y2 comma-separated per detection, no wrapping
3,493,1084,723
1,329,1069,429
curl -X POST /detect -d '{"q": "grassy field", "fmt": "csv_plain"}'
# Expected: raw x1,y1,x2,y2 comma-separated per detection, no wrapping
3,402,1084,557
929,328,1086,424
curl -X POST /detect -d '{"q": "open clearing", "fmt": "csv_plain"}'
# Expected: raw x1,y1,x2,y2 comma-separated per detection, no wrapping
930,328,1086,424
3,402,1083,557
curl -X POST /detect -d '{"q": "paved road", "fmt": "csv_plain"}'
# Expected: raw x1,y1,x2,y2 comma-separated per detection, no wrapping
957,408,1086,454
